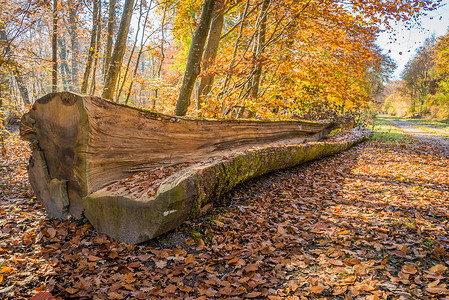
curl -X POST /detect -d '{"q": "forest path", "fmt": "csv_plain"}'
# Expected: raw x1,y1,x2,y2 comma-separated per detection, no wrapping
385,117,449,148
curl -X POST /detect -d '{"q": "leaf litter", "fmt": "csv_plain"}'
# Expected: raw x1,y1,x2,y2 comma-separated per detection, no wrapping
0,128,448,299
106,162,196,198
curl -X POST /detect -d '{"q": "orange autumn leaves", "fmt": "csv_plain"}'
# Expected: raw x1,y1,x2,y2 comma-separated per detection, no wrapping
2,0,439,119
2,122,449,299
186,0,436,118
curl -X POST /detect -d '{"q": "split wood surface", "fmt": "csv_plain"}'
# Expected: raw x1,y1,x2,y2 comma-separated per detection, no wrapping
20,92,369,243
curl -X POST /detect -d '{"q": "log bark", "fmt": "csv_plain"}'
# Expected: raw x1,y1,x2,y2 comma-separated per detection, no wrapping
86,127,371,244
19,92,367,244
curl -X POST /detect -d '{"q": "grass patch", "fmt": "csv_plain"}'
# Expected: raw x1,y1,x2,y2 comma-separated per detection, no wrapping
379,115,449,137
406,118,449,129
372,117,411,143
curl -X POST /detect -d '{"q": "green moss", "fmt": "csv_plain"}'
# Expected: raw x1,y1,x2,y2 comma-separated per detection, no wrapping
187,131,369,223
191,231,202,243
84,128,370,244
189,192,202,219
167,185,185,209
328,128,343,137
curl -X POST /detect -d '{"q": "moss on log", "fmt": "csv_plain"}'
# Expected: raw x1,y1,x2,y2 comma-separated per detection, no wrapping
85,127,371,244
20,92,335,223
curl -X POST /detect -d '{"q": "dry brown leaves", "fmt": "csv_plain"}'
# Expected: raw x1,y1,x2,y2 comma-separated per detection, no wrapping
106,162,195,198
1,131,448,299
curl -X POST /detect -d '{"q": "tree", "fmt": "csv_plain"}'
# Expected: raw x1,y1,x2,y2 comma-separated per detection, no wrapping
402,37,435,114
81,0,101,94
103,0,117,80
0,23,30,105
102,0,135,101
196,0,225,110
248,0,269,117
68,0,79,91
174,0,216,116
123,0,153,104
0,0,440,117
52,0,58,92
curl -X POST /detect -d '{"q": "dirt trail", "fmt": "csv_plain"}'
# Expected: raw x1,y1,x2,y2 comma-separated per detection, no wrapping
386,118,449,147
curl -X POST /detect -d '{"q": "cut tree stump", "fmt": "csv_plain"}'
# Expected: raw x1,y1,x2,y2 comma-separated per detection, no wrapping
20,92,370,244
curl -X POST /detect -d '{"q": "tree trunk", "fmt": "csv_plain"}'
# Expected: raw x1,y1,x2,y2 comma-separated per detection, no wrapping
81,0,100,94
103,0,117,81
90,9,102,95
52,0,58,93
0,23,7,64
157,1,168,78
219,0,250,104
1,24,31,105
248,0,269,117
117,0,146,101
174,0,216,116
68,0,79,91
13,68,31,105
196,1,225,110
20,91,349,243
124,2,152,104
102,0,135,101
58,37,71,91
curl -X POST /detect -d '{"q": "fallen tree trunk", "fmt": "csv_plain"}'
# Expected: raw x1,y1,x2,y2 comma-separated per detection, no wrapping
20,92,334,220
85,127,371,244
20,92,371,244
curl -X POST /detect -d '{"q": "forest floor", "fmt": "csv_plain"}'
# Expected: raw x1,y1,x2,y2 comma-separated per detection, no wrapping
0,117,449,300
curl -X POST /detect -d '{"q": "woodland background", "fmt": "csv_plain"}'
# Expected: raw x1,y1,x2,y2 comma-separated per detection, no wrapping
1,1,449,299
0,0,447,123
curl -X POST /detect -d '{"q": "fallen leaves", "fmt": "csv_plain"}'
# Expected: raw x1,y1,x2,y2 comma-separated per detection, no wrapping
430,264,447,274
185,254,195,264
106,163,195,198
402,263,417,274
309,286,324,293
1,128,449,299
29,291,54,300
244,264,258,273
333,285,347,295
154,260,167,269
46,227,56,239
65,287,78,294
87,255,102,262
426,286,449,295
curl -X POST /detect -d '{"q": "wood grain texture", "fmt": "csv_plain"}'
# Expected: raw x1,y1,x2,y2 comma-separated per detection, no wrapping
84,97,333,193
20,92,334,224
85,127,372,244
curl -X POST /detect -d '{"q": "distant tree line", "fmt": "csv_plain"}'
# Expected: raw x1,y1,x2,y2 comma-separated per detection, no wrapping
0,0,440,120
